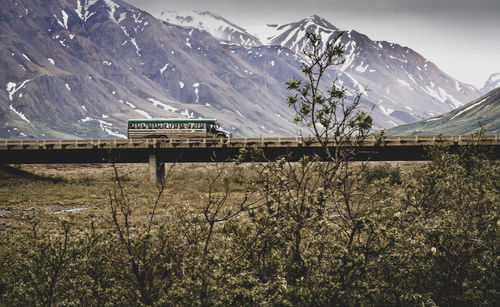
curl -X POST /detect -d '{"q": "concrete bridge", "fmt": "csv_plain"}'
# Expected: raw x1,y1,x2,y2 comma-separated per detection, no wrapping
1,135,499,183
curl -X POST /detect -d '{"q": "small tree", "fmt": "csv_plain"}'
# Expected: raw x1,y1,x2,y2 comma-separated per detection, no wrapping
241,32,385,304
106,163,179,305
286,32,372,161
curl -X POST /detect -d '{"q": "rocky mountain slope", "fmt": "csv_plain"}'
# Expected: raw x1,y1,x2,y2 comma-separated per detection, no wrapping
0,1,483,139
0,0,305,139
386,87,500,135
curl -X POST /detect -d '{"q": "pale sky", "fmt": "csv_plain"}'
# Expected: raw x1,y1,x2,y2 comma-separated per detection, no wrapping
126,0,500,89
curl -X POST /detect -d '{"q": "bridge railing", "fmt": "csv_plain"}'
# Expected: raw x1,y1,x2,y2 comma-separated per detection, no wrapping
1,135,499,150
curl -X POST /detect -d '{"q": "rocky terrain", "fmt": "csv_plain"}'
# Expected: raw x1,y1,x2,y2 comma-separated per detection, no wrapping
0,0,304,138
0,0,482,139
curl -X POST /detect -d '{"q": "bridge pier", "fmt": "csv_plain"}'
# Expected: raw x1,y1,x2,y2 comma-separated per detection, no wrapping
149,151,165,184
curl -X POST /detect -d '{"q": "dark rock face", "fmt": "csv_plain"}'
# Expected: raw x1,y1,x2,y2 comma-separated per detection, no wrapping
0,1,482,139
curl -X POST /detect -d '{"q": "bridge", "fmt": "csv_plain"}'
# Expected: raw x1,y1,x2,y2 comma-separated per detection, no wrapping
1,135,499,183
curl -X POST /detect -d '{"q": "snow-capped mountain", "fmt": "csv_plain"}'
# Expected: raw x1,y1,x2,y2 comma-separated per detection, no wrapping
482,73,500,93
0,2,483,139
261,16,481,130
386,87,500,135
149,12,482,131
155,10,262,46
266,15,340,53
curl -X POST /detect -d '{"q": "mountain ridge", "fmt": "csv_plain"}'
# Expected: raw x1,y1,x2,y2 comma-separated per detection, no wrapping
151,11,481,130
482,72,500,94
0,1,483,139
386,87,500,135
156,10,263,46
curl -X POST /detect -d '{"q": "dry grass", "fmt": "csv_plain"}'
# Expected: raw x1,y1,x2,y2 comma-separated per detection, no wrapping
0,161,422,231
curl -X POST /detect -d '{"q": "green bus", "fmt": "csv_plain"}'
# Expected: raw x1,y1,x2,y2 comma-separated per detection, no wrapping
127,118,232,139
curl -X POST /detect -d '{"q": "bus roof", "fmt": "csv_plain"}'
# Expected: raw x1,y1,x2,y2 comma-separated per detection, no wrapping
128,118,218,124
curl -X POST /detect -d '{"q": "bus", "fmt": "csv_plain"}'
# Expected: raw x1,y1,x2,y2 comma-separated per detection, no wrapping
127,118,232,139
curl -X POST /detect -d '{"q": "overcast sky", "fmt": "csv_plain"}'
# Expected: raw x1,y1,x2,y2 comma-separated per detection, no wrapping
126,0,500,88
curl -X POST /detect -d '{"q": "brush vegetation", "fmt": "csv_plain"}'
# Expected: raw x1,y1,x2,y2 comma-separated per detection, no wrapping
0,149,498,306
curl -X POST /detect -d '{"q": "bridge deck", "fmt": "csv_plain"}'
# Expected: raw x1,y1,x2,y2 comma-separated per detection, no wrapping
2,135,498,183
0,135,498,165
1,135,499,151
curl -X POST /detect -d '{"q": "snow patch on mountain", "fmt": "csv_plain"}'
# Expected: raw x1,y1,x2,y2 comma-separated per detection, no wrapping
378,105,394,117
449,98,486,120
53,10,69,29
130,38,141,55
438,88,463,108
134,109,152,119
22,53,32,62
482,72,500,93
6,80,30,101
9,105,30,123
80,116,93,122
181,109,194,118
96,118,126,138
104,0,121,24
147,98,178,112
75,0,97,22
156,10,262,46
160,63,169,75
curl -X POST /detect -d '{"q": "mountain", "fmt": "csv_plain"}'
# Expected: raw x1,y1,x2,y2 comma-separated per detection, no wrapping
264,15,340,52
386,88,500,135
0,0,302,139
482,73,500,93
154,13,482,131
155,10,262,46
262,16,480,130
0,2,483,139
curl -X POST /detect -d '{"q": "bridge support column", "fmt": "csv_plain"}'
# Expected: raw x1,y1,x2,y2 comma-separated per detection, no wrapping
149,151,165,184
